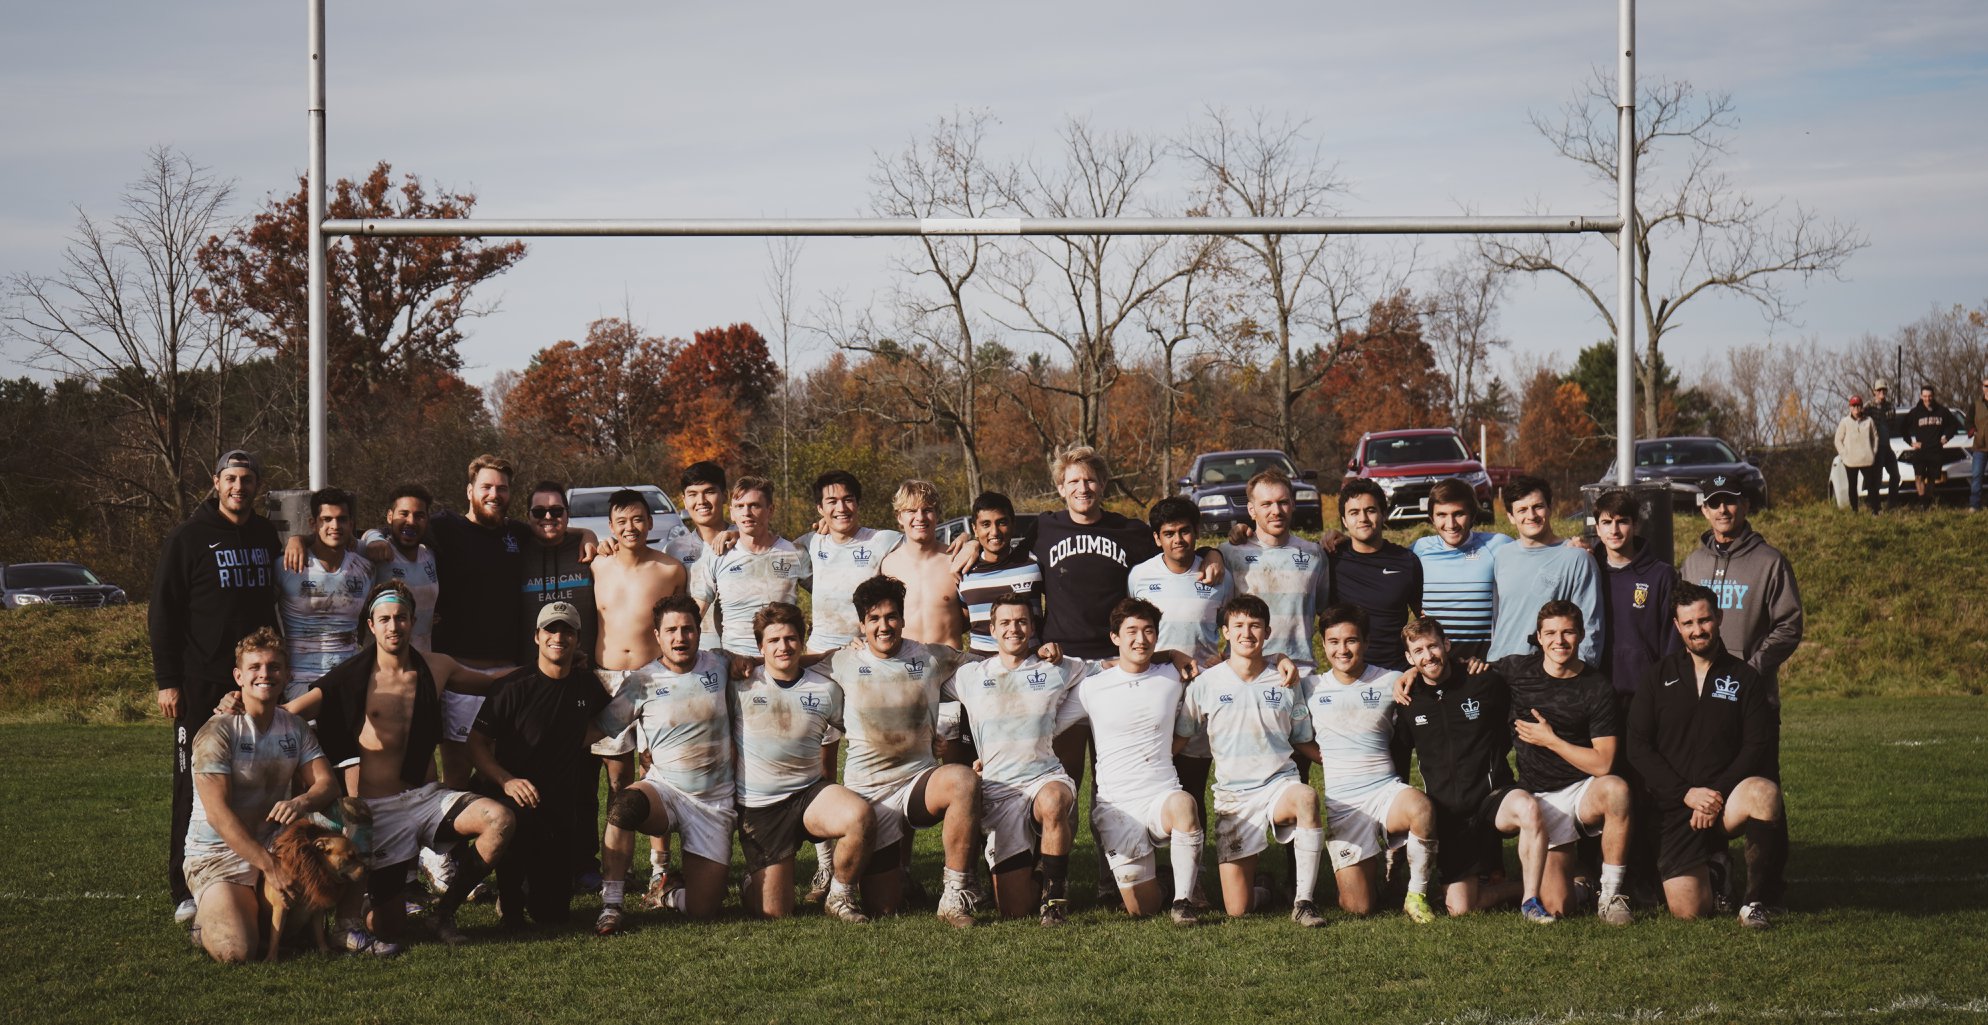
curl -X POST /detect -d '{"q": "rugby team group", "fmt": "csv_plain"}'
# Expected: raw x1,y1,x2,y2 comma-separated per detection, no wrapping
151,443,1799,962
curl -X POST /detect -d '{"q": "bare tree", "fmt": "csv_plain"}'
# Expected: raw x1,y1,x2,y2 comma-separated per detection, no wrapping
988,118,1208,457
1426,252,1511,431
1140,237,1223,492
5,148,240,520
762,237,805,502
851,110,1016,496
1481,71,1868,438
1178,109,1358,457
1839,302,1988,417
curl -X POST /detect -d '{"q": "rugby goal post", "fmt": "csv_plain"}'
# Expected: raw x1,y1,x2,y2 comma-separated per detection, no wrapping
304,0,1639,494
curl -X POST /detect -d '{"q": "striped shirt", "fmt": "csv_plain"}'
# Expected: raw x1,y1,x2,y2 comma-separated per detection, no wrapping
957,548,1043,655
1411,531,1512,650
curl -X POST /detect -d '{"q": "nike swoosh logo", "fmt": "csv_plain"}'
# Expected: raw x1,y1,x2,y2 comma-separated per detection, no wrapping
209,542,224,549
1381,568,1402,575
1663,678,1678,687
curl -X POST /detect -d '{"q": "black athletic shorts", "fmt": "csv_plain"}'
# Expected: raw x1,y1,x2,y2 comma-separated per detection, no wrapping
1432,786,1515,882
739,779,831,873
1655,793,1736,880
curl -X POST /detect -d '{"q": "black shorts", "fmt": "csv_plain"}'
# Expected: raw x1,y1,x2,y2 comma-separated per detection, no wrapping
1655,797,1735,880
738,779,831,873
1432,786,1515,882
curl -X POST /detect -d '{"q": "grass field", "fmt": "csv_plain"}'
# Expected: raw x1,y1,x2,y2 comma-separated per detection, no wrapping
2,698,1984,1025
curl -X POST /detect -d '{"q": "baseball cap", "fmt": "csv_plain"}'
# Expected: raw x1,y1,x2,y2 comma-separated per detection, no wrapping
1873,378,1891,392
1848,395,1863,406
536,601,582,632
1699,483,1746,506
213,449,263,477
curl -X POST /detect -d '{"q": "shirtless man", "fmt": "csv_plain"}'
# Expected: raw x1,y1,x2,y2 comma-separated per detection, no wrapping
878,480,969,647
593,488,689,676
284,581,516,950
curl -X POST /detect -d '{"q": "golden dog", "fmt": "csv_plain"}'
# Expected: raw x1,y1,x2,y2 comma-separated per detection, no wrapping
264,818,368,961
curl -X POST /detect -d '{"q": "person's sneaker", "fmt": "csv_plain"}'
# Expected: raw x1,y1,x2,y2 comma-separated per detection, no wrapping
173,898,197,925
430,911,468,946
1598,893,1634,926
1038,898,1069,927
1520,897,1559,924
594,904,626,936
1737,902,1773,930
1291,899,1327,928
418,847,454,896
641,872,683,912
340,927,404,956
1403,892,1437,924
935,887,977,928
824,889,869,924
805,857,834,904
1169,899,1199,927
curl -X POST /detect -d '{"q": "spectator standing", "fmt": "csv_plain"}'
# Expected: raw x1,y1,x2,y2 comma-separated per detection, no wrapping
1869,379,1902,510
1970,371,1988,513
1833,396,1881,514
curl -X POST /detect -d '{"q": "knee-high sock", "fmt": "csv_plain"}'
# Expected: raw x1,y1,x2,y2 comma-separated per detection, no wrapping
1039,854,1069,902
1292,828,1325,902
438,843,493,916
1743,819,1788,907
1405,833,1437,894
1169,830,1202,903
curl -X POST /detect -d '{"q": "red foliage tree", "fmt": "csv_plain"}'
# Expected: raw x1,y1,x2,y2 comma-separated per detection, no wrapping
502,318,676,458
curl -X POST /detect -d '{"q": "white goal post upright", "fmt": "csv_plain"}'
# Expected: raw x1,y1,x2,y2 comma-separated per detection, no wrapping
302,0,1637,491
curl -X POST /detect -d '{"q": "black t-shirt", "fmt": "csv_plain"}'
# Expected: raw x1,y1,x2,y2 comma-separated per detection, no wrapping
522,535,598,661
471,666,609,803
1031,510,1160,658
429,510,534,663
1496,653,1619,793
1329,541,1424,671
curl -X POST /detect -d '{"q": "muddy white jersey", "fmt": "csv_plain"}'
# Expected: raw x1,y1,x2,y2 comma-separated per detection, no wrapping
663,530,723,650
689,537,811,656
593,650,734,802
1303,663,1404,802
1177,661,1312,795
944,654,1084,786
828,640,971,792
804,527,904,651
1056,661,1186,806
277,549,374,683
730,666,843,808
186,710,324,856
1220,537,1328,666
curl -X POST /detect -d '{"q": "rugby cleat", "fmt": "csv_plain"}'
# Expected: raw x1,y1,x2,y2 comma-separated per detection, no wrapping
174,898,197,925
1291,899,1328,928
823,889,869,924
1168,899,1199,927
1737,902,1773,931
805,857,834,904
1598,893,1634,926
340,927,405,957
641,872,684,912
935,886,978,929
418,847,454,896
1520,897,1559,925
1039,898,1069,927
1403,892,1437,925
594,904,626,936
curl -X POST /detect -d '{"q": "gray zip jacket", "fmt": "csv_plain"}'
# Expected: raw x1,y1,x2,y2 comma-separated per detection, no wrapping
1679,526,1803,701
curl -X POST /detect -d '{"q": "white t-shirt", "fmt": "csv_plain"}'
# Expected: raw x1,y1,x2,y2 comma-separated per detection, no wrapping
185,709,325,856
827,640,971,791
804,527,904,652
593,650,734,802
1056,661,1186,806
730,666,843,807
1177,661,1312,795
1303,663,1405,802
943,654,1084,786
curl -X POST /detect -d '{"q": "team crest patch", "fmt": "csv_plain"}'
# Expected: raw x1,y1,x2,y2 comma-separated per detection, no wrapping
1315,692,1333,706
1193,582,1215,597
1360,687,1384,708
727,563,745,574
1145,583,1163,594
1218,693,1235,705
857,666,872,676
774,557,796,574
1025,669,1049,691
1414,715,1429,726
906,659,926,679
1712,675,1741,701
277,734,299,757
852,547,872,566
981,676,997,688
698,671,720,693
1461,698,1481,721
1292,552,1311,570
1244,555,1261,565
1261,688,1283,707
751,695,770,706
799,693,823,711
503,535,520,554
1633,582,1650,610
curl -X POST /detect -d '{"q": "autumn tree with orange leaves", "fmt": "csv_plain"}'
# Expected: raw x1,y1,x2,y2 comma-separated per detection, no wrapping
1516,368,1597,510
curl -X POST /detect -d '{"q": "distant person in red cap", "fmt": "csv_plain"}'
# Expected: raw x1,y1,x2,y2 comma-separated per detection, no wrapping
1833,395,1881,513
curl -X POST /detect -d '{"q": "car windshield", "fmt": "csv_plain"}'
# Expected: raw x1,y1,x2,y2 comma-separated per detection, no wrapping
1364,434,1468,466
569,490,671,518
6,564,100,588
1195,454,1297,486
1635,440,1738,467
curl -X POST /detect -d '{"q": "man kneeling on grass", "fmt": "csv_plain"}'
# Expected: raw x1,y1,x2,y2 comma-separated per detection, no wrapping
732,601,874,923
185,629,340,962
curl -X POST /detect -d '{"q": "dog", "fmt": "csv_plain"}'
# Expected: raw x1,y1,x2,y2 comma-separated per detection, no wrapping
264,816,368,962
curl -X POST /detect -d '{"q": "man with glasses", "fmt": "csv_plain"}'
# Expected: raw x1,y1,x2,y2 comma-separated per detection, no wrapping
522,481,599,661
1678,485,1803,706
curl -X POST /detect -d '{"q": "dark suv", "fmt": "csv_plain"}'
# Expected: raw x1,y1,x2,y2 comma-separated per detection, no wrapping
1343,428,1494,524
1176,450,1323,533
1,562,128,609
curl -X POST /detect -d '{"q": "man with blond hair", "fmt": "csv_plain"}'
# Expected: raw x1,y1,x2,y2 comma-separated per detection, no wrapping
878,479,969,645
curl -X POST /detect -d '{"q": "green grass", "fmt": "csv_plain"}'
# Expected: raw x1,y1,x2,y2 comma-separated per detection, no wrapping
2,699,1985,1024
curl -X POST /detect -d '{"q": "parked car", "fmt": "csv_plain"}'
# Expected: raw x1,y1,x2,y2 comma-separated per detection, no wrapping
567,485,683,547
1827,410,1975,508
1177,450,1323,533
1343,428,1494,524
2,562,127,609
1595,437,1768,510
936,512,1038,548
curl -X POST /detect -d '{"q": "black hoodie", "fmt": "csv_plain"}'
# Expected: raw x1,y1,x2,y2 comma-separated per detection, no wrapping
148,497,281,701
1593,536,1681,696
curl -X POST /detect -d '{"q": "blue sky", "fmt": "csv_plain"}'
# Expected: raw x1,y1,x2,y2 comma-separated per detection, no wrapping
5,0,1984,396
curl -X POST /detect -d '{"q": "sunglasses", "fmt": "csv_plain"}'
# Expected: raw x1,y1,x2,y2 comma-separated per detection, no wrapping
1703,495,1741,510
529,506,567,520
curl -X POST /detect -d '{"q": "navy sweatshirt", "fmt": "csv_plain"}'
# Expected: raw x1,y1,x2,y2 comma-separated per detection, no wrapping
1594,538,1680,696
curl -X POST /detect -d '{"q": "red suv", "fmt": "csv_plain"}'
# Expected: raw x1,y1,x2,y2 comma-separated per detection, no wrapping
1343,428,1495,523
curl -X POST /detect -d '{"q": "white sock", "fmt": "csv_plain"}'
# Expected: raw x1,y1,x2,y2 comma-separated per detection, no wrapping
601,880,625,906
1292,828,1325,902
815,840,835,872
1406,833,1437,892
1169,830,1203,903
828,878,854,899
664,887,686,912
942,867,969,893
1600,862,1627,901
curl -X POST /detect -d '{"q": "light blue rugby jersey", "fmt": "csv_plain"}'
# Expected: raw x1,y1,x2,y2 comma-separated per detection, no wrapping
944,655,1085,786
804,527,903,652
1125,553,1231,666
1220,537,1329,666
1411,531,1513,646
593,649,734,802
1176,661,1312,795
731,665,843,807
